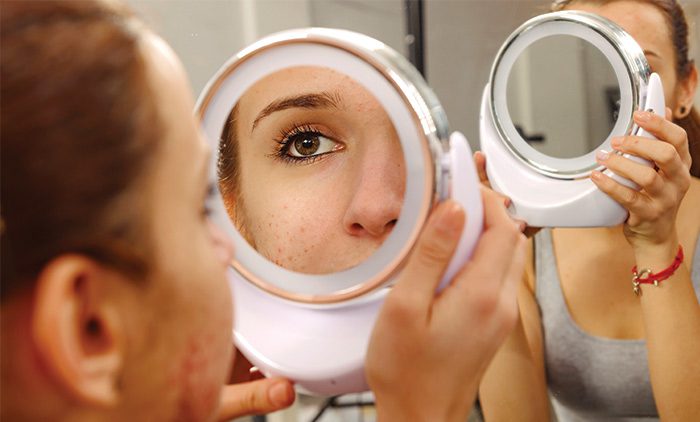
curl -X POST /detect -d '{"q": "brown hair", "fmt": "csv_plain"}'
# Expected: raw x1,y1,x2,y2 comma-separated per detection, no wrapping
1,0,160,300
218,105,257,244
552,0,700,176
218,106,240,214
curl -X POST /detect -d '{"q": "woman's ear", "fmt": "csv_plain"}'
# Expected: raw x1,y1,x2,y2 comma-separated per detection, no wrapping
31,255,127,407
674,64,698,119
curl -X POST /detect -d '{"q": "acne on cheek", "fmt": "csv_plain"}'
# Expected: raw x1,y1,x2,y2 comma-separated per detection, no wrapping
256,202,337,272
169,331,232,421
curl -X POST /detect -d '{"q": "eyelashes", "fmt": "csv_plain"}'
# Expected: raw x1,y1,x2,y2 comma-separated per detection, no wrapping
269,123,344,165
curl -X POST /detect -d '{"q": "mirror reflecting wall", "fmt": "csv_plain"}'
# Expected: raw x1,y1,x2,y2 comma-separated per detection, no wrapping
506,35,619,158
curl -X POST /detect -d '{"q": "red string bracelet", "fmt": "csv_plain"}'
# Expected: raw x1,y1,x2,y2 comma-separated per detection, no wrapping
631,245,684,296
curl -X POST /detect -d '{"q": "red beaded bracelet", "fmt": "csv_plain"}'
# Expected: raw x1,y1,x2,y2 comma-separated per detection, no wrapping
631,245,684,296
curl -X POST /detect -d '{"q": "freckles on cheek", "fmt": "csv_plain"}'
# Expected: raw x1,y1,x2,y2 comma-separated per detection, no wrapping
169,333,232,422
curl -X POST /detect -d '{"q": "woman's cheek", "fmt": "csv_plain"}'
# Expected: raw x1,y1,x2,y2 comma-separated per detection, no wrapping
168,326,233,422
254,195,342,272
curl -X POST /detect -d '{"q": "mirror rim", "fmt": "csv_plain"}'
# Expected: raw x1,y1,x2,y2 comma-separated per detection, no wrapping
196,28,450,304
489,10,651,179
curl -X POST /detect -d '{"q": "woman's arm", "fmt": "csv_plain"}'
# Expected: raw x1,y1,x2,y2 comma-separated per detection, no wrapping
591,109,700,420
478,241,550,422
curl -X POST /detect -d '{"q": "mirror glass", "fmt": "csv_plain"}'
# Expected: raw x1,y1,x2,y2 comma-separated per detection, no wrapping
506,34,620,159
217,65,407,275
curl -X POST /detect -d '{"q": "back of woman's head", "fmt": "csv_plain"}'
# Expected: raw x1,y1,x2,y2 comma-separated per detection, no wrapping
552,0,700,176
1,0,159,300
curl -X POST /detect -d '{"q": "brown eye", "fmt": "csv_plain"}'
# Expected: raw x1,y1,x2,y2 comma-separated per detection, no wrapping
287,132,338,158
292,134,321,156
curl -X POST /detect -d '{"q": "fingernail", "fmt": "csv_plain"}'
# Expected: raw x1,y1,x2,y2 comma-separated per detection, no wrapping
634,110,651,122
596,149,610,162
515,220,526,232
504,197,512,208
591,170,603,181
269,381,293,407
436,201,464,234
610,137,623,148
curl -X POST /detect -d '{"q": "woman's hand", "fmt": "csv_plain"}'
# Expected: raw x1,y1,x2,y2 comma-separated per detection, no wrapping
366,191,527,422
216,349,295,420
591,109,691,253
474,151,539,237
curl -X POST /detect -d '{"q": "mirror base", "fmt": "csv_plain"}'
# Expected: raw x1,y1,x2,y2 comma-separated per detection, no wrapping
480,84,627,227
231,268,383,396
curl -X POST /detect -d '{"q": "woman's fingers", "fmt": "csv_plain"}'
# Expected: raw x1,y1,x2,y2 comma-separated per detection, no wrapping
474,151,512,207
390,200,465,311
633,110,692,168
590,170,651,216
608,136,691,187
452,188,524,293
437,188,525,337
218,378,295,420
596,149,666,196
474,151,490,186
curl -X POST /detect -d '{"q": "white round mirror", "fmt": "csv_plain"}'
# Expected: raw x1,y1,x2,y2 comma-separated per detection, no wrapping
480,11,664,227
197,28,483,394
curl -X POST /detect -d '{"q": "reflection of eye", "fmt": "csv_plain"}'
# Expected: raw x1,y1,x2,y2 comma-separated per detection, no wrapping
272,124,343,165
288,133,335,157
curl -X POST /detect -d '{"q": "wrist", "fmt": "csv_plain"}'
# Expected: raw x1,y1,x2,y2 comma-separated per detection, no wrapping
374,383,478,422
632,235,680,271
631,242,685,296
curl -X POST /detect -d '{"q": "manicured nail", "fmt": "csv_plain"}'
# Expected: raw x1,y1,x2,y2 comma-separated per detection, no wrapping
591,170,603,181
610,137,623,148
596,149,610,162
269,381,293,407
504,197,512,208
634,110,651,122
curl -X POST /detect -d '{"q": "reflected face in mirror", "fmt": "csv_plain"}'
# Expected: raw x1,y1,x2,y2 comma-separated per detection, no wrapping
218,66,406,274
506,35,619,158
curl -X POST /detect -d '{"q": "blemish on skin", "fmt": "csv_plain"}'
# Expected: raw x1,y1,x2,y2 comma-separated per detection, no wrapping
170,337,221,422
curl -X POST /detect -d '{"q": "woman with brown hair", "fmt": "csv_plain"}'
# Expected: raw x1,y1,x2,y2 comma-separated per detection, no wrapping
1,1,528,421
478,1,700,420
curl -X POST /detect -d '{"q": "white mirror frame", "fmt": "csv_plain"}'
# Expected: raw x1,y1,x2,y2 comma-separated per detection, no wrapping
196,28,451,304
489,11,650,180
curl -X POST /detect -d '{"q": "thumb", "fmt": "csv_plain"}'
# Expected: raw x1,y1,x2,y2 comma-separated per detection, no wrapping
217,378,295,420
391,200,465,310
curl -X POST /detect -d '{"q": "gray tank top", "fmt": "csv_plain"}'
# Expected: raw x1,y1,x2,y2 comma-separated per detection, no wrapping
534,229,700,421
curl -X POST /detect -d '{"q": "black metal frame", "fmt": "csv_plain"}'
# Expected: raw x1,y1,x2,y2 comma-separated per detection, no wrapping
404,0,426,78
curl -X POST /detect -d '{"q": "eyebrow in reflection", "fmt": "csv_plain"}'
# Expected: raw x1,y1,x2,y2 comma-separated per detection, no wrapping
251,91,342,133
